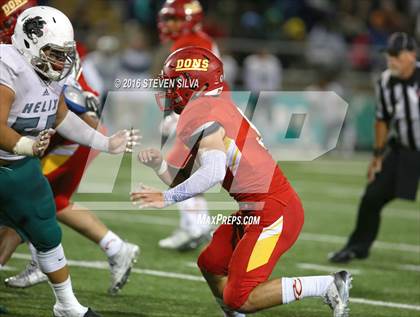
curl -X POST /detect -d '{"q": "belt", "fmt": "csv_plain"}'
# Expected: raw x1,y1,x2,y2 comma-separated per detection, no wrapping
0,158,26,167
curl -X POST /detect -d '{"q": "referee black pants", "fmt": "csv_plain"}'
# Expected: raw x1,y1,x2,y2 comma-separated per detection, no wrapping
346,146,420,254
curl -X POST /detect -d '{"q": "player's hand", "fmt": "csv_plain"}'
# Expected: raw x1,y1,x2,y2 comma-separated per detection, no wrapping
33,129,55,157
367,157,383,183
130,184,165,209
108,128,141,154
138,148,163,170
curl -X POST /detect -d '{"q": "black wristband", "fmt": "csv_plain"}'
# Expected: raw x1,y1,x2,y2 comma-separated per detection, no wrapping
373,147,385,157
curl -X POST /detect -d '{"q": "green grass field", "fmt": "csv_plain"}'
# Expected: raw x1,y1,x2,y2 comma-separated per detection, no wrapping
1,155,419,317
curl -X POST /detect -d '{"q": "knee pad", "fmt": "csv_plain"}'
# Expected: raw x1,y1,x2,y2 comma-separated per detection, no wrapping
223,283,250,311
37,243,67,273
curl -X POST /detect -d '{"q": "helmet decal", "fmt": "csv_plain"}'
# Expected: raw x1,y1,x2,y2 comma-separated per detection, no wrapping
175,58,209,72
22,15,45,43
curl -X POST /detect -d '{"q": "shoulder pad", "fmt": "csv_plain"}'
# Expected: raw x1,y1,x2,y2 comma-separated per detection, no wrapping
63,85,87,115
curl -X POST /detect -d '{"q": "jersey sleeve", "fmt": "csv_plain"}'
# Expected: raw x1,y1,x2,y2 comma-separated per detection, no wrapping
375,77,391,122
176,99,221,148
0,59,17,93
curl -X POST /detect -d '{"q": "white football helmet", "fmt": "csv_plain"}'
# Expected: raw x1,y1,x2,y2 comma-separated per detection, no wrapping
11,6,76,81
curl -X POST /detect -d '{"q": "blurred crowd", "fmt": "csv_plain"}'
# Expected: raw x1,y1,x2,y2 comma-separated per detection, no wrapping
37,0,419,89
37,0,419,152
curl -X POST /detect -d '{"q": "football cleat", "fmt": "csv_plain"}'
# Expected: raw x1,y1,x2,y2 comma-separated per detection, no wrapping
53,305,102,317
83,308,102,317
221,304,246,317
108,242,140,295
158,229,211,251
324,271,353,317
224,312,246,317
4,261,48,288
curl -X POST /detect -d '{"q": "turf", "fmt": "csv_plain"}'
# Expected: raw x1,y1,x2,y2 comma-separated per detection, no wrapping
1,154,419,317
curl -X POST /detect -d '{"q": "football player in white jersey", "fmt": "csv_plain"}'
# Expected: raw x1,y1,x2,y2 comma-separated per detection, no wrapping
0,6,138,317
0,0,139,295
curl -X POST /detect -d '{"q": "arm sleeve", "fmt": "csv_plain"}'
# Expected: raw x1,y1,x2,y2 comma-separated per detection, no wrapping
163,149,227,206
55,110,109,152
375,78,390,122
0,60,17,94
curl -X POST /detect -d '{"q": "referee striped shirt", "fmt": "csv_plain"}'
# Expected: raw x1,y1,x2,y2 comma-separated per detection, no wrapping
376,62,420,151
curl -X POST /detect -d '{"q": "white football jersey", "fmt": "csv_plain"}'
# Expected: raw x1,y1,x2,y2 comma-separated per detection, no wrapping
0,44,64,160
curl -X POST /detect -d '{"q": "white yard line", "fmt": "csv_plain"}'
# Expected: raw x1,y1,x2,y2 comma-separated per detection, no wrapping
95,213,420,254
300,233,420,253
10,253,420,312
11,253,204,282
399,264,420,272
187,261,362,275
350,298,420,311
133,268,204,282
189,261,420,276
296,263,361,275
297,262,420,275
302,200,419,220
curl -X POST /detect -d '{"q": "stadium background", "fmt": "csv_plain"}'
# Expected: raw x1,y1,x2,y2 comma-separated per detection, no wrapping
39,0,420,151
1,1,419,317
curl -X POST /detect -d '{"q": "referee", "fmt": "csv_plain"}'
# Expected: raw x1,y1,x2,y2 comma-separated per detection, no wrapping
330,32,420,263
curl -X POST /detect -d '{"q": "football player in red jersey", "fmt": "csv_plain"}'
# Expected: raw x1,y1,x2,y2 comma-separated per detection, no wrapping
132,47,352,317
0,0,139,295
158,0,219,55
156,0,224,251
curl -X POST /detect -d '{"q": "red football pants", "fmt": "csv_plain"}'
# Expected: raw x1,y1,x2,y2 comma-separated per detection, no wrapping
197,190,304,309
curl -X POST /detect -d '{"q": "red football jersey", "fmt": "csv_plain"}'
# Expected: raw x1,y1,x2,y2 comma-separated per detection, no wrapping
175,95,292,202
171,30,219,55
